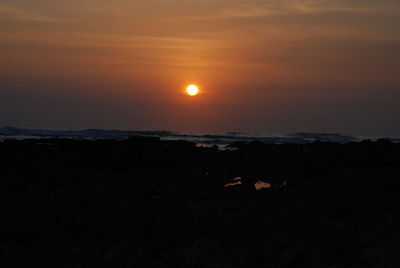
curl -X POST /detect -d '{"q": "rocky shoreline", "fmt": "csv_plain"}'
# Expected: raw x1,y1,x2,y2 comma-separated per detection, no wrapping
1,137,400,267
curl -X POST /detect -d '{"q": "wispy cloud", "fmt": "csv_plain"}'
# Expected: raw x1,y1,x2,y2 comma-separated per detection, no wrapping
0,4,64,23
183,0,397,21
0,31,218,51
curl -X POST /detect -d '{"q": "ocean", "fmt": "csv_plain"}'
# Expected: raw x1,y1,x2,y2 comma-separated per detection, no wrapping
0,126,398,149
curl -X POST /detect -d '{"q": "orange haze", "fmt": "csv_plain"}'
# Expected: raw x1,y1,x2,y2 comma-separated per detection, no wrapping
1,0,400,135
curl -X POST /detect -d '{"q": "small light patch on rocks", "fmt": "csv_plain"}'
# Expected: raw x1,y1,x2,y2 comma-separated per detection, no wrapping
225,177,242,187
254,181,272,190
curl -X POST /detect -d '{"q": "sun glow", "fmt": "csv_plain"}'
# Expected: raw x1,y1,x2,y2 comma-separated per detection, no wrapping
186,84,199,96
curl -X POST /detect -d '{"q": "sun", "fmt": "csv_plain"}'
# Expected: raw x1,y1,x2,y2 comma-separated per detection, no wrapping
186,84,199,96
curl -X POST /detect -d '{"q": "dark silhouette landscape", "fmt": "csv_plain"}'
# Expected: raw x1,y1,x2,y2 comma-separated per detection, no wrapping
2,0,400,266
1,137,400,267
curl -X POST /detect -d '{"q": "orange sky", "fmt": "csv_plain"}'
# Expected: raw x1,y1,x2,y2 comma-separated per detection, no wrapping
1,0,400,135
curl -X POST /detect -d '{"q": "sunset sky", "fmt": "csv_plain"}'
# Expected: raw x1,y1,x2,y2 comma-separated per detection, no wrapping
1,0,400,135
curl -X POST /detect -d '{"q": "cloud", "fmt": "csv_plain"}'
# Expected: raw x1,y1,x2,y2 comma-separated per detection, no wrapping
180,0,399,21
0,3,64,23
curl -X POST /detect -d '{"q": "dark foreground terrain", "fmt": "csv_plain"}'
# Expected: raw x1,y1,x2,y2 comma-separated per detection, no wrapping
1,137,400,267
